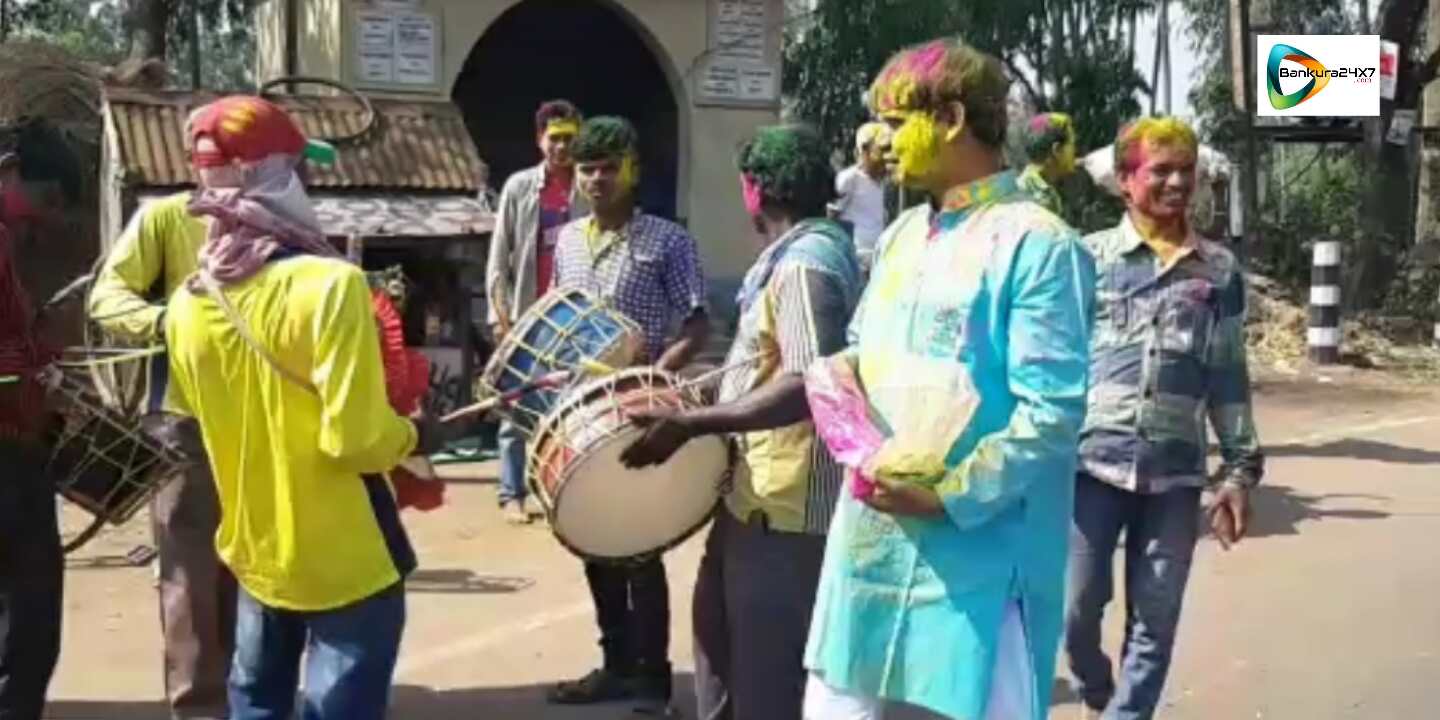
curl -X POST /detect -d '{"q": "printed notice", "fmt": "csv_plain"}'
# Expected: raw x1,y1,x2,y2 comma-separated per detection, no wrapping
393,13,437,85
356,11,395,83
353,7,439,87
699,0,779,105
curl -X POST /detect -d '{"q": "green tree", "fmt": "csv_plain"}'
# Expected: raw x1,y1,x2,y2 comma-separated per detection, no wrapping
782,0,1154,230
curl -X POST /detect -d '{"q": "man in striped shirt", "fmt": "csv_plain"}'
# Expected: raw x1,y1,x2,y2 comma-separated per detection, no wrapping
1066,117,1263,720
621,124,861,720
0,118,79,720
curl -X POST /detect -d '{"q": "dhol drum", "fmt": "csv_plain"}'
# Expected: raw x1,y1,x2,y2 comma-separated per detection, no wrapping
528,367,731,563
46,366,186,525
479,288,642,435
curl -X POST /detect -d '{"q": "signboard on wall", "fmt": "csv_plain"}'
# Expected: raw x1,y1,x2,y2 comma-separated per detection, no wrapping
354,3,440,89
696,0,782,107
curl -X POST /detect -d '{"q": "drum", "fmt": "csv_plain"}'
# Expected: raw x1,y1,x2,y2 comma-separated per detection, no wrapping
528,367,730,562
479,288,642,435
47,372,186,525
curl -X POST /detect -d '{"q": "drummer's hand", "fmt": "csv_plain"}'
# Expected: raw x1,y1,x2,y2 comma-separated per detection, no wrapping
862,478,945,518
620,408,694,468
488,322,507,343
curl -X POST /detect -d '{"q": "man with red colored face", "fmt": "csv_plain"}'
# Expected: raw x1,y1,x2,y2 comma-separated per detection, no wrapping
484,99,588,525
0,117,79,720
1066,117,1263,720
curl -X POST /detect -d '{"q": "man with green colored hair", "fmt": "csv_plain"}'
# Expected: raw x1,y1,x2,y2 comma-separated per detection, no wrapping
1017,111,1077,216
621,124,862,719
546,116,711,714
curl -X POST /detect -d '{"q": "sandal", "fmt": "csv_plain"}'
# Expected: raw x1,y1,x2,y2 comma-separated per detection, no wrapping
547,667,635,705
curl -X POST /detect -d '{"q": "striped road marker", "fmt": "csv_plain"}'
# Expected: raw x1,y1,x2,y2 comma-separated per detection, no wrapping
1308,240,1341,364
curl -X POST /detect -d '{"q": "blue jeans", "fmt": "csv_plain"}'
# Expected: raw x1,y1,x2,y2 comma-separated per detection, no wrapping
229,583,405,720
496,419,527,505
1065,473,1201,720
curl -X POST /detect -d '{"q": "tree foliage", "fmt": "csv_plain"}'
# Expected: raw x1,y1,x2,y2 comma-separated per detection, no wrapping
5,0,255,90
782,0,1154,231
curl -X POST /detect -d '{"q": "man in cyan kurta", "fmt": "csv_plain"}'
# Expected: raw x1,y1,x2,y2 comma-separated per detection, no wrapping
801,39,1096,720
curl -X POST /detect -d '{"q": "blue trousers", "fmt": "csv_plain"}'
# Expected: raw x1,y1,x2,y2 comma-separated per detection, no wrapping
495,419,527,505
1065,472,1201,720
229,583,405,720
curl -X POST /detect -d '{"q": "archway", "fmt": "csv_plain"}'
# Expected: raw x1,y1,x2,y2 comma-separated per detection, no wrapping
452,0,682,221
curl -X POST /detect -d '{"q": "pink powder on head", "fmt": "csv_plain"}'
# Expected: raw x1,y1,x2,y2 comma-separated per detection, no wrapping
740,173,763,216
1028,114,1053,133
902,41,948,79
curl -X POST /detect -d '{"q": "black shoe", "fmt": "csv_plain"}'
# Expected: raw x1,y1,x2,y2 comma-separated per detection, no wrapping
547,667,636,705
630,666,673,715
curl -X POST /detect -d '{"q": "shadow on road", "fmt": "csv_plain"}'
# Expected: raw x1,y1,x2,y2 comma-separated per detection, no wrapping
45,700,168,719
1247,485,1391,538
393,676,698,719
1265,438,1440,464
407,568,536,594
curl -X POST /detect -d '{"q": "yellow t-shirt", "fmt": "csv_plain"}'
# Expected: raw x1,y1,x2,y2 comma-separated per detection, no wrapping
165,256,418,611
88,192,209,412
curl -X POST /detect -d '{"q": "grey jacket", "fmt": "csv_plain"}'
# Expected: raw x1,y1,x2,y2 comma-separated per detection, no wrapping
485,163,589,324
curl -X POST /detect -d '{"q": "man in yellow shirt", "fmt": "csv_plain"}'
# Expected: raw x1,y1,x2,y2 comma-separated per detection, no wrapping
89,174,235,720
89,192,233,720
164,96,421,719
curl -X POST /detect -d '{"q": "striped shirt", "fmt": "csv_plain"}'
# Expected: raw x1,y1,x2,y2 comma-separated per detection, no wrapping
718,219,862,535
0,222,53,441
1080,215,1264,493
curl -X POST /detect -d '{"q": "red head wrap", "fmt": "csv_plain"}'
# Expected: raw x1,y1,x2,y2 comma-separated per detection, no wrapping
187,96,307,168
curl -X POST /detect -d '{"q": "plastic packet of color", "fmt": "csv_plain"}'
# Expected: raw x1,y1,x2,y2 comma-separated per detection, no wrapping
804,354,887,500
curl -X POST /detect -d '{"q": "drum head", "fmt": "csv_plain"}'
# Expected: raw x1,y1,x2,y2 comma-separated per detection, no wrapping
552,428,727,560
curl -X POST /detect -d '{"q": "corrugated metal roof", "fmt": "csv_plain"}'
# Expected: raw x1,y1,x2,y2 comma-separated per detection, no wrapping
103,87,485,193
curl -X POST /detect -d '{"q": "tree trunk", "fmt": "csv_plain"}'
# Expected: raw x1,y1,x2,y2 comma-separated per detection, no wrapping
127,0,170,61
1352,0,1429,309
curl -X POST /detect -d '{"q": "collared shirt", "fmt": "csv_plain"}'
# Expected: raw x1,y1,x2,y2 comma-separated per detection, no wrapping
0,221,53,441
1080,215,1263,493
719,218,862,535
486,163,590,324
834,165,887,263
805,170,1096,719
552,212,707,362
166,256,417,611
1017,164,1063,217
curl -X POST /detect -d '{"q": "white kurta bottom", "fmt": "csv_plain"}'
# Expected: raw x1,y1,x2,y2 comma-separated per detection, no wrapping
802,601,1034,719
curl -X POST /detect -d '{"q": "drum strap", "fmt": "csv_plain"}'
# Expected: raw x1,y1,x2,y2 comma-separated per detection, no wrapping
197,271,318,396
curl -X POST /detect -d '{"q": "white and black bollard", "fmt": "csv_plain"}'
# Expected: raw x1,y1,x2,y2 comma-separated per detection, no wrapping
1307,239,1341,364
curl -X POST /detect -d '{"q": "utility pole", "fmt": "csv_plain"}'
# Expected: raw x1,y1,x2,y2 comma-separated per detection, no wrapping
1239,0,1260,264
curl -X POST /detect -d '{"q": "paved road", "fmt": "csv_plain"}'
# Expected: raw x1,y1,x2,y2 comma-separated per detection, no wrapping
41,374,1440,719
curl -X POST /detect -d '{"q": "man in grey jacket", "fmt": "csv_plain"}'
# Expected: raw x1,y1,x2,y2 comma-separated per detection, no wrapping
484,99,588,524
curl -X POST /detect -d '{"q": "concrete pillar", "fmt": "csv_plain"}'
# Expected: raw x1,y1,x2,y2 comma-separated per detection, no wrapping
1308,239,1341,364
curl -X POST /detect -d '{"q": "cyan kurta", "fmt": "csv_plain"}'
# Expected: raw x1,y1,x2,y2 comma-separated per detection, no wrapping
804,171,1096,719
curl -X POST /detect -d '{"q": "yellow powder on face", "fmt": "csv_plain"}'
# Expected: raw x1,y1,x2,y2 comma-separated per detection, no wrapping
890,110,944,187
545,119,581,138
617,153,640,191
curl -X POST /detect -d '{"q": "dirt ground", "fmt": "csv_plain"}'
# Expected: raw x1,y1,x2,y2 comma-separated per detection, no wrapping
39,370,1440,719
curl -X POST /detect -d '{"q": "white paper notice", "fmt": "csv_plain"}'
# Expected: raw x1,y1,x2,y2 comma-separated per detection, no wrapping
700,0,778,104
354,8,437,86
1386,108,1416,146
356,11,395,83
393,13,437,85
1379,40,1398,101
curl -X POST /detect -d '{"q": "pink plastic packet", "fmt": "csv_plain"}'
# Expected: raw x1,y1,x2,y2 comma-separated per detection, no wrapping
804,355,888,499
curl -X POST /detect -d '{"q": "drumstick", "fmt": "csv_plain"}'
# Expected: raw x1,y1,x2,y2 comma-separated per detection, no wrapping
440,370,574,423
0,375,17,384
676,351,773,390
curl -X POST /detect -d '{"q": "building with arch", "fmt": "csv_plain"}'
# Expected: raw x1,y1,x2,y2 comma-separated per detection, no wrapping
256,0,786,313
